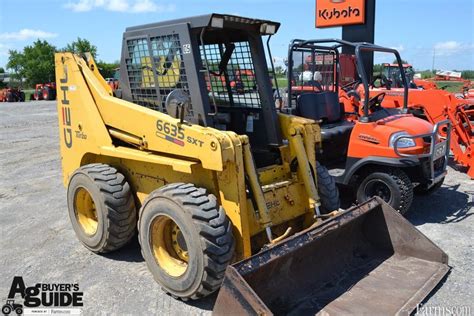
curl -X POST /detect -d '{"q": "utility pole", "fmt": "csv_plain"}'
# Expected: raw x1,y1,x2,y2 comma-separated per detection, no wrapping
432,47,436,72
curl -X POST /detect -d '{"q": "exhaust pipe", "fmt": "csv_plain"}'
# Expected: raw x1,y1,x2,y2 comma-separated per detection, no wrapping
213,198,449,315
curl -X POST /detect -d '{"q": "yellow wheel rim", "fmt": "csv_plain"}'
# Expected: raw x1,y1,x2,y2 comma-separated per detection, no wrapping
74,187,98,236
151,215,188,277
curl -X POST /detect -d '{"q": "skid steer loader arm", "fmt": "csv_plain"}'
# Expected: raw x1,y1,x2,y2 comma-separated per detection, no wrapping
214,198,449,315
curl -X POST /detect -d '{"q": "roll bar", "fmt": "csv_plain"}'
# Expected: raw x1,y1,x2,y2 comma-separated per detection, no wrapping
287,39,409,122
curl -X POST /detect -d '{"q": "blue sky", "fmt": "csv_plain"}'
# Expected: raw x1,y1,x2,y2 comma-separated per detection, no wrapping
0,0,473,70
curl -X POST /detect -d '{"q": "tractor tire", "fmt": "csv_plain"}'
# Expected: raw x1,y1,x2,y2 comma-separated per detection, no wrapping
357,168,413,215
2,305,12,315
138,183,234,300
414,177,445,195
14,307,22,315
6,92,14,102
67,163,137,253
316,161,340,213
19,92,25,102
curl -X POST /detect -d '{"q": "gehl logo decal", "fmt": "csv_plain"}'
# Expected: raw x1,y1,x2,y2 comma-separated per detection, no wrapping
318,6,361,20
60,65,72,148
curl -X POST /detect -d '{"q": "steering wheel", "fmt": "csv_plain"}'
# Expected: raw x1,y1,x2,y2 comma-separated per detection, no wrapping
368,92,386,111
341,79,361,92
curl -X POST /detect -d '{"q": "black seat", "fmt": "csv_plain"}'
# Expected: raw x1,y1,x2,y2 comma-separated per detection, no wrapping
296,92,354,162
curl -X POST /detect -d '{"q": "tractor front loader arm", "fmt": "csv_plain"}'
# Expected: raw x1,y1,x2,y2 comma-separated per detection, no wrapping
55,53,235,173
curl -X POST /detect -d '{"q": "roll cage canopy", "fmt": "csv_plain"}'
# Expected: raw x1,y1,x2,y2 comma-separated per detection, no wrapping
287,39,409,121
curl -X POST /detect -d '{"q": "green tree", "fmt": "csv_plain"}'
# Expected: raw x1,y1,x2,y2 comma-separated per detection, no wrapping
0,67,4,73
373,63,383,74
393,59,408,64
7,40,56,86
64,37,98,59
461,70,474,79
96,61,120,78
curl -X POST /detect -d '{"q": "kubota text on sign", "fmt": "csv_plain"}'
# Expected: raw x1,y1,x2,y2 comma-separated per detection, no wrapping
316,0,365,28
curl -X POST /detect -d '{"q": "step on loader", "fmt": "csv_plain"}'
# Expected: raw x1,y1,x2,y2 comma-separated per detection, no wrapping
55,13,449,314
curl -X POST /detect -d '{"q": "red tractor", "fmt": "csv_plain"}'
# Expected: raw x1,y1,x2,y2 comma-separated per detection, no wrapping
33,82,56,100
0,87,25,102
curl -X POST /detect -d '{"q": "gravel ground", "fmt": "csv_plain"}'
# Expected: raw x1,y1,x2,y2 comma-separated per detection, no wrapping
1,101,472,315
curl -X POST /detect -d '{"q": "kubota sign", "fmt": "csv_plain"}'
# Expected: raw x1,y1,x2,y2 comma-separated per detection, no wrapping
316,0,365,28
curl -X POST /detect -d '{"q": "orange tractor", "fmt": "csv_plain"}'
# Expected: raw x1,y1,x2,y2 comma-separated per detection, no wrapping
280,39,451,214
33,82,56,100
379,63,437,90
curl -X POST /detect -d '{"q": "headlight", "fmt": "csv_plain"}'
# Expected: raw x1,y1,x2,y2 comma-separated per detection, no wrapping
389,132,416,148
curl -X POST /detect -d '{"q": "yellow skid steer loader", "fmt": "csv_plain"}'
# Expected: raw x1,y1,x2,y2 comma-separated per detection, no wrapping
55,13,449,314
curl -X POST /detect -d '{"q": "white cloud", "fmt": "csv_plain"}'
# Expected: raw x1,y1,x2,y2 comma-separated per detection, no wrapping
64,0,175,13
434,41,474,56
0,29,58,41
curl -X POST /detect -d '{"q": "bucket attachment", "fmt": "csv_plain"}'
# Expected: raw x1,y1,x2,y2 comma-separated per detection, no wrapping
213,198,449,315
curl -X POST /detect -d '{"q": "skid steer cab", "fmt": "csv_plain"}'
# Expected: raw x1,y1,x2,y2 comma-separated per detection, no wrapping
55,13,448,313
281,39,451,214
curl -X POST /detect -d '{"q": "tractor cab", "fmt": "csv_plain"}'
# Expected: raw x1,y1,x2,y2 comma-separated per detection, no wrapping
283,39,450,214
119,14,283,166
377,63,417,89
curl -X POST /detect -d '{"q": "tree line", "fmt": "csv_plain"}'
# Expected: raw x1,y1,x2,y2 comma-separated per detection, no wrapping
4,38,119,88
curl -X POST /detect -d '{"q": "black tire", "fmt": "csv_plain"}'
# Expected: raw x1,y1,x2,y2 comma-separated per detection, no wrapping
414,177,444,195
14,307,22,315
19,92,25,102
2,305,11,315
138,183,234,300
6,92,14,102
357,168,413,215
67,163,136,253
316,161,340,213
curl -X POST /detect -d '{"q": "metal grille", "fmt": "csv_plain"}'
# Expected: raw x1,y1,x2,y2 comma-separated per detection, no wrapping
291,49,336,92
200,41,260,108
125,35,190,112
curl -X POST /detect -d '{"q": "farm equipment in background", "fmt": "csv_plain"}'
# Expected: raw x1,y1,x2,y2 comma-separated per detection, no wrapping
282,39,450,214
380,63,437,90
34,82,57,100
56,14,449,314
0,87,25,102
105,77,119,91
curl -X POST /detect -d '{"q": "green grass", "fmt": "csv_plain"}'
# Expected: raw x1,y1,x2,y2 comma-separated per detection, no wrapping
274,77,288,89
22,89,34,101
434,81,464,93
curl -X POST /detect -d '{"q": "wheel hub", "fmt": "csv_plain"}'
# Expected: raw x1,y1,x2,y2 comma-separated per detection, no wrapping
364,179,392,203
151,215,189,277
74,187,98,235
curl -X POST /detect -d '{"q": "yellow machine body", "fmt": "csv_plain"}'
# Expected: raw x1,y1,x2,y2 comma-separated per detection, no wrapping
56,52,323,259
